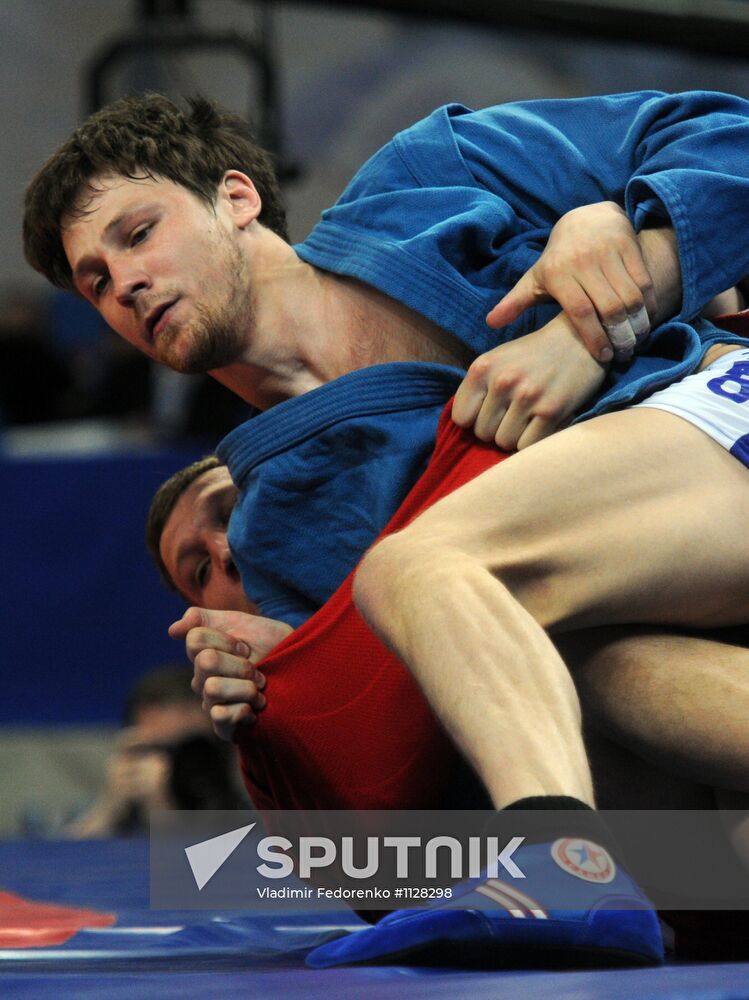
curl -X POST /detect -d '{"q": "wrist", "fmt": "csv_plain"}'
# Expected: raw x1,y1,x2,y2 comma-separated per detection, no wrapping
556,313,611,372
637,226,682,325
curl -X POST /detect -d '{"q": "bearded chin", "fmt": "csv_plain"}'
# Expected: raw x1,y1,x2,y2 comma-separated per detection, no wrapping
164,322,241,374
159,239,251,374
160,299,249,374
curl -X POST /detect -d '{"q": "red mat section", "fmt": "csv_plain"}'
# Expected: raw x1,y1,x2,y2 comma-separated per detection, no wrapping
0,890,115,948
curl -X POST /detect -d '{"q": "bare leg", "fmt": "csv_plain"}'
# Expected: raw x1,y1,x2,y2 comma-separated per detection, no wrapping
353,409,749,808
561,626,749,794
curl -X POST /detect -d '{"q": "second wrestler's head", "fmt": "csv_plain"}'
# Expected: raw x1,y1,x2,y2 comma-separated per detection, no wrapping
146,455,256,613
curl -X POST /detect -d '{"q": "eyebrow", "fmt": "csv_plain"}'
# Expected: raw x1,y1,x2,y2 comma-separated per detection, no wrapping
173,484,236,574
175,540,205,571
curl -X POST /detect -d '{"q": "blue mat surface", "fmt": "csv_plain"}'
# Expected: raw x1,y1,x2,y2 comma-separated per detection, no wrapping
1,839,748,999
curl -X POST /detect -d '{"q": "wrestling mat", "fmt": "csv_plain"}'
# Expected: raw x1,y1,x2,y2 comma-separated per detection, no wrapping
1,839,748,999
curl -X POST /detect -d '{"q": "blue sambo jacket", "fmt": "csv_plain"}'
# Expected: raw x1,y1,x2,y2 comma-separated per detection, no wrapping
220,91,749,624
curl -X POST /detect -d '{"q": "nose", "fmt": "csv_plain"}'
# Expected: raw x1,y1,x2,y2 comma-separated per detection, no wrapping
111,259,150,305
210,532,238,577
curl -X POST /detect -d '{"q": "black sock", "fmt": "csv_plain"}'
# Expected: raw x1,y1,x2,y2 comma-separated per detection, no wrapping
497,796,619,858
504,796,591,812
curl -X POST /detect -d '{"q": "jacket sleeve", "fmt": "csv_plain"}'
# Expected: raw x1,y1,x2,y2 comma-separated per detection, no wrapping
444,91,749,321
300,91,749,353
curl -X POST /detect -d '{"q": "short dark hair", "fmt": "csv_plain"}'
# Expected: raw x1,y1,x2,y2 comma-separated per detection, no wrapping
23,92,288,291
124,663,196,725
146,454,223,594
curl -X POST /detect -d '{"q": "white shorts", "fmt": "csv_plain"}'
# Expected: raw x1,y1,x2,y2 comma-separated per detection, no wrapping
635,348,749,468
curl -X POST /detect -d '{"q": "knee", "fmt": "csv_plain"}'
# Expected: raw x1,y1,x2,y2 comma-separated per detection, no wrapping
353,519,551,637
353,531,423,632
353,528,454,636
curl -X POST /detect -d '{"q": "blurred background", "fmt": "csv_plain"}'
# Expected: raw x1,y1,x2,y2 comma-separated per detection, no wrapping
3,0,749,836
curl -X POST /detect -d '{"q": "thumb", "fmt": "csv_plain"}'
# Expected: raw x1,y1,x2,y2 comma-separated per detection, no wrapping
168,606,214,639
486,270,548,329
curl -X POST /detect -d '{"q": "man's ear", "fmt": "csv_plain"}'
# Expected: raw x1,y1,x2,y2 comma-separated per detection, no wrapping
218,170,262,229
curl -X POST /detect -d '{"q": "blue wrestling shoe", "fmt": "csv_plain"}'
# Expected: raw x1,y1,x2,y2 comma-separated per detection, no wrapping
306,838,663,969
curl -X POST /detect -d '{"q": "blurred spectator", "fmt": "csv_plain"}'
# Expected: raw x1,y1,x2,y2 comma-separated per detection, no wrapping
1,288,250,442
151,365,255,445
0,290,84,424
49,288,252,442
65,664,249,838
90,326,152,425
